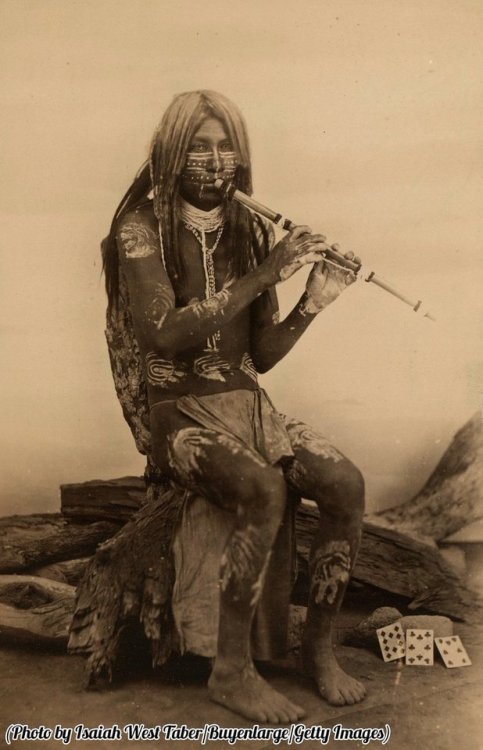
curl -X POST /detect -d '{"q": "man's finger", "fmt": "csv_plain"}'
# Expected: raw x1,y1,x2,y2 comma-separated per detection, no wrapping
344,250,355,260
308,233,326,243
299,241,329,257
298,251,325,266
290,225,312,239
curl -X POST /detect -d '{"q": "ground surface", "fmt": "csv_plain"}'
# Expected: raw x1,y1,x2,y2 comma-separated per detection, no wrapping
1,602,482,750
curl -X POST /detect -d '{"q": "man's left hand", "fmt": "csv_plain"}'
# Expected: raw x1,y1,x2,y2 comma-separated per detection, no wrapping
304,245,360,312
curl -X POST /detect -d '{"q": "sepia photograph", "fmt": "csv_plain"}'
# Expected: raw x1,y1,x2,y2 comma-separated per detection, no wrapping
1,1,482,748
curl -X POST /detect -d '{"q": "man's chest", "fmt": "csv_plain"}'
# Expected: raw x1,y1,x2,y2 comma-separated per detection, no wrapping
176,226,234,306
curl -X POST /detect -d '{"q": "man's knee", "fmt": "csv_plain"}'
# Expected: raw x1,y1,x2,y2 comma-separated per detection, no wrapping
323,460,365,522
244,466,287,526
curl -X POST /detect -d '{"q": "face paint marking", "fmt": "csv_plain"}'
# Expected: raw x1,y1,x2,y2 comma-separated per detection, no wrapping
119,222,157,259
182,150,238,185
310,540,351,605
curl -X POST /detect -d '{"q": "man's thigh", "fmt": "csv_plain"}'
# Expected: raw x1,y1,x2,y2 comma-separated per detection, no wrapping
150,400,277,513
282,416,356,499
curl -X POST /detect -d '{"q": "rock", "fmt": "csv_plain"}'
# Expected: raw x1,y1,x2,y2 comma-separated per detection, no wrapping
400,615,453,638
343,607,402,648
344,607,453,649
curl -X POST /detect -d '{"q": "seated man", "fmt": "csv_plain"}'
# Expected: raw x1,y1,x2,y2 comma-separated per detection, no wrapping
103,89,366,723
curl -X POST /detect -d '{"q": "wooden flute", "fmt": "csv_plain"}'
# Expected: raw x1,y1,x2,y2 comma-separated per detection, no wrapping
215,178,435,321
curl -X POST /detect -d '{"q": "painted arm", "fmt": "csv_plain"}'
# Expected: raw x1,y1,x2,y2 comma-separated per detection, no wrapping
251,250,358,373
116,210,327,359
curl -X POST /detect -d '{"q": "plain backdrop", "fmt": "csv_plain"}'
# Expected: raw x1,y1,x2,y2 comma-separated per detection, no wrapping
1,0,482,516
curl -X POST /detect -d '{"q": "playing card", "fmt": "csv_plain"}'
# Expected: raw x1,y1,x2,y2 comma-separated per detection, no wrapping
376,621,405,662
405,629,434,666
435,636,472,668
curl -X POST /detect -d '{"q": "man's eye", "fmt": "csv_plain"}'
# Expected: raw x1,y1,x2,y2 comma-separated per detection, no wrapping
189,144,208,153
220,142,235,152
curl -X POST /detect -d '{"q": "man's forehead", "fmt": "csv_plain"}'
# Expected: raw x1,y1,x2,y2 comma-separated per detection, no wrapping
192,117,229,141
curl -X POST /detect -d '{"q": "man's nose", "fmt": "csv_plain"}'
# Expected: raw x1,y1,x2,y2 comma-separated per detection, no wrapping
208,147,221,171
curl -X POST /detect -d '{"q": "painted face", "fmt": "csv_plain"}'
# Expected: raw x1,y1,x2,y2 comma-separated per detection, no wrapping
180,117,238,209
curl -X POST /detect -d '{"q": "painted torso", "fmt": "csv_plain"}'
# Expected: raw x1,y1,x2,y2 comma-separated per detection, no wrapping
133,222,259,406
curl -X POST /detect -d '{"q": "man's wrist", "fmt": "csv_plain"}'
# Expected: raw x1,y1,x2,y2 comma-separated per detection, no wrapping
298,292,325,317
253,264,276,292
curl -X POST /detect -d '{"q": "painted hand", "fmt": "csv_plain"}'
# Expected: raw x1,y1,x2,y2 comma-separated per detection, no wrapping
304,246,360,313
263,226,328,285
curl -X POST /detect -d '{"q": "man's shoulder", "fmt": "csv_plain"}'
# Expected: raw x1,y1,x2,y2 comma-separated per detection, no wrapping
118,201,157,233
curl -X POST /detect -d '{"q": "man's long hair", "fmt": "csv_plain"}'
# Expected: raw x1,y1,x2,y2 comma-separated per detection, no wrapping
102,90,262,311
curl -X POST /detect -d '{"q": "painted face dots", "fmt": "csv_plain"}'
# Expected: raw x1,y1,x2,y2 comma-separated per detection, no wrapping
182,145,238,185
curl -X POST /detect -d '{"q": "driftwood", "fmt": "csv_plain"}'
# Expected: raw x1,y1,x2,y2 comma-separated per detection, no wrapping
3,412,482,670
370,413,483,542
63,490,476,686
61,477,147,523
58,478,478,620
0,574,75,645
0,513,120,573
68,486,184,685
31,558,91,585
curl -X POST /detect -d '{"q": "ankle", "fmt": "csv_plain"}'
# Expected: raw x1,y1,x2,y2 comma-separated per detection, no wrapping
211,655,253,680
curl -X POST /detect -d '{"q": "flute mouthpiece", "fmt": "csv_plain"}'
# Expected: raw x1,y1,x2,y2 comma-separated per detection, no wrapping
214,178,225,191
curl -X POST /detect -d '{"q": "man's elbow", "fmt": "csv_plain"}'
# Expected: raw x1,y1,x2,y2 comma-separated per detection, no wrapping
145,329,178,361
250,352,272,374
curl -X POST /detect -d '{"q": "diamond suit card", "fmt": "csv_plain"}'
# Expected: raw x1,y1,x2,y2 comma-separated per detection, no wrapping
405,629,434,666
376,621,405,662
435,636,472,668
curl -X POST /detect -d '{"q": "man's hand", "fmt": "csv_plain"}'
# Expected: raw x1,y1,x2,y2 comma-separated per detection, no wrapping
261,226,328,285
303,245,360,313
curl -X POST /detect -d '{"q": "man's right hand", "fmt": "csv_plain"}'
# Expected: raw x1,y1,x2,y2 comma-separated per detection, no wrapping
261,226,329,285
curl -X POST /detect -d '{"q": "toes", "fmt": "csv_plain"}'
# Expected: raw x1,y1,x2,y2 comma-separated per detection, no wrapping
265,708,280,724
292,702,306,721
328,690,345,706
341,690,356,705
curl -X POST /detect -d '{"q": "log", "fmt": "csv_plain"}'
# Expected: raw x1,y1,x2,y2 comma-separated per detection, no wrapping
61,477,147,522
66,489,480,687
0,514,120,573
68,486,183,685
0,501,476,664
369,413,483,542
31,558,91,585
0,575,75,645
59,477,478,621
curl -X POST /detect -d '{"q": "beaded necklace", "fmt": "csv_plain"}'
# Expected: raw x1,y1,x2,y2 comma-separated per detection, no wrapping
179,198,226,351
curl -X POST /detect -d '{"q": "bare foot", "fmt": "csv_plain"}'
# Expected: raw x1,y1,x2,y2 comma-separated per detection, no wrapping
208,662,306,724
302,643,366,706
